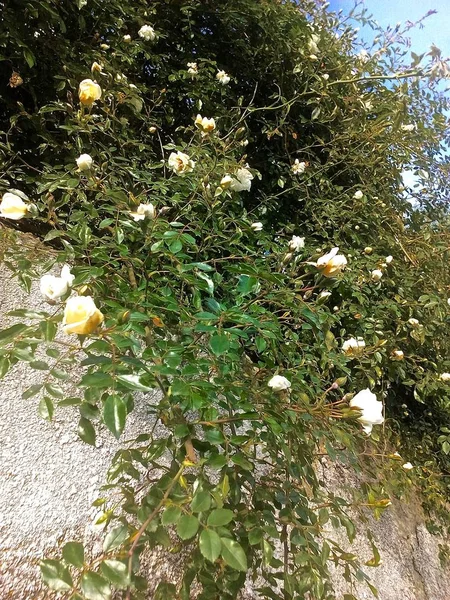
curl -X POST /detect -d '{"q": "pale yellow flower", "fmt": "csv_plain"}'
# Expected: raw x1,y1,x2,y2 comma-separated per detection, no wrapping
63,296,104,335
78,79,102,106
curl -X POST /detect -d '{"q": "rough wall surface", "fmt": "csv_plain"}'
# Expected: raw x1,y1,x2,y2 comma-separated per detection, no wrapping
0,259,449,599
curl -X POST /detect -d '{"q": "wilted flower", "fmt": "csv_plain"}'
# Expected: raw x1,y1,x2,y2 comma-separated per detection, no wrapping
63,296,104,335
268,375,291,391
216,70,231,85
187,62,198,76
289,235,305,252
371,269,383,282
220,175,233,189
385,255,393,264
78,79,102,106
0,191,32,220
439,373,450,382
402,462,413,470
123,34,131,43
353,190,363,200
91,61,103,74
407,318,420,328
40,265,75,301
129,203,156,222
292,159,306,175
168,151,195,174
251,222,263,232
349,389,384,435
138,25,156,41
195,114,216,133
316,247,347,277
230,167,253,192
76,154,93,172
391,350,404,361
342,337,366,357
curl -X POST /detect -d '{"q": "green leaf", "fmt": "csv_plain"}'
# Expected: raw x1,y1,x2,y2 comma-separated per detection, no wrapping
103,524,128,552
209,334,229,356
0,323,29,343
177,515,199,540
207,509,234,527
100,560,130,589
62,542,85,568
78,417,96,446
45,383,64,398
191,491,211,513
22,384,43,399
81,572,111,600
199,529,221,563
161,505,182,525
23,48,36,68
103,395,127,439
40,559,73,591
116,373,153,392
220,538,248,572
39,397,54,421
29,360,49,370
81,372,114,388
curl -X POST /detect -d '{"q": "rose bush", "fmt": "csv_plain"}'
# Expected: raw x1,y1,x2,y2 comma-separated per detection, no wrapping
0,0,450,598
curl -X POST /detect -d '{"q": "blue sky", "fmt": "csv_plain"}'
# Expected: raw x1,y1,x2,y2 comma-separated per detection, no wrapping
328,0,450,57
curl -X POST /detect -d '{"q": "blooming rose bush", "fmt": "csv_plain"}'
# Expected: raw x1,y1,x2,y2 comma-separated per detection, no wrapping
1,0,450,598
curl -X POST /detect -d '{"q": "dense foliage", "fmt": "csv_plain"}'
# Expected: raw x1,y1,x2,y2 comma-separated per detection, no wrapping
1,0,450,598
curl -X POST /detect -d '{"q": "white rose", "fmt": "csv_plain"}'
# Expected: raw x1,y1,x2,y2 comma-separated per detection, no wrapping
187,62,198,75
168,151,195,174
76,154,93,172
316,247,347,277
216,70,231,85
371,269,383,282
289,235,305,252
123,34,131,43
40,265,74,301
292,159,306,175
195,114,215,133
129,202,156,221
63,296,104,335
439,373,450,382
353,190,363,199
322,73,330,80
407,318,420,328
78,79,102,106
251,222,263,232
401,124,415,132
342,337,366,357
0,192,31,220
268,375,291,391
220,175,233,189
230,167,253,192
391,350,404,361
385,255,393,264
402,462,413,470
350,388,384,435
138,25,156,41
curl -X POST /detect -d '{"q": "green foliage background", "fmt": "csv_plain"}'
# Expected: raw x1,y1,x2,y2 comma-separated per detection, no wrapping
1,0,450,598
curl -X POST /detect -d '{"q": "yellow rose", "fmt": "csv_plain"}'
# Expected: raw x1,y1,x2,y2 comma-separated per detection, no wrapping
0,192,31,220
78,79,102,106
63,296,104,335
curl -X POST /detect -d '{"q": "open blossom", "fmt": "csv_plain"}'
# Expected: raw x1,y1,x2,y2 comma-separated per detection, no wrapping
316,247,347,277
40,265,75,301
292,159,306,175
230,167,253,192
440,373,450,382
168,151,195,174
76,154,93,172
371,269,383,282
268,375,291,391
408,318,420,328
78,79,102,106
251,222,263,232
129,203,156,221
0,191,32,220
187,62,198,75
391,350,404,361
195,114,215,133
63,296,104,335
289,236,305,252
402,462,413,470
353,190,363,199
220,175,233,189
216,70,230,85
342,337,366,357
138,25,156,41
350,389,384,435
